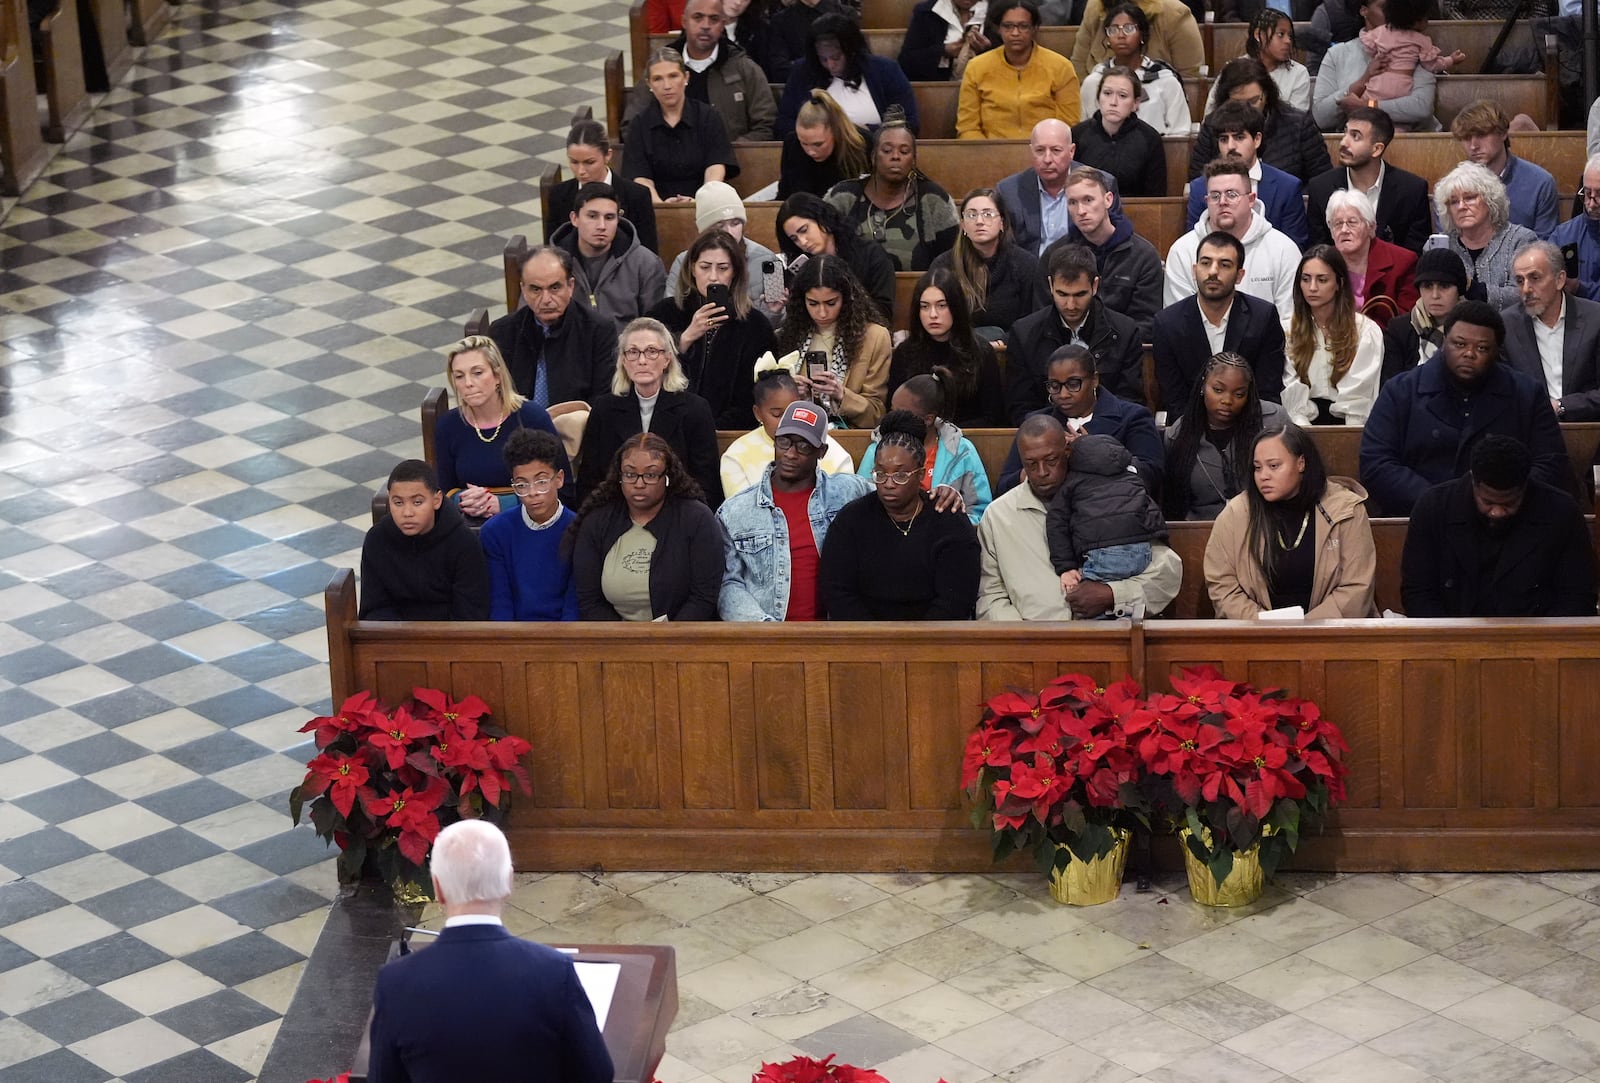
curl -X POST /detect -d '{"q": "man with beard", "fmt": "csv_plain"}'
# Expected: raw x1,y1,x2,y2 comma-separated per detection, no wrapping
1306,106,1431,253
1500,241,1600,421
1359,301,1569,516
1549,154,1600,302
978,413,1182,620
1401,435,1596,617
1150,231,1286,421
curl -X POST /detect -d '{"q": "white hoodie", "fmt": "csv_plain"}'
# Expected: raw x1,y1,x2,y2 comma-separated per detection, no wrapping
1162,205,1300,319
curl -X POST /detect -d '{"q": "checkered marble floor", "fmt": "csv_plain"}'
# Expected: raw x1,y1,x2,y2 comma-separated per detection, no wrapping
0,1,1598,1082
0,0,625,1078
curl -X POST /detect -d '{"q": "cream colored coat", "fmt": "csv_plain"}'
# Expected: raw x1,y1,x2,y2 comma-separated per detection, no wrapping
1203,477,1378,619
838,322,892,428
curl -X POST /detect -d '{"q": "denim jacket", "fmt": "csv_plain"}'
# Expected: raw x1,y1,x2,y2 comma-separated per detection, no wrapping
717,465,874,621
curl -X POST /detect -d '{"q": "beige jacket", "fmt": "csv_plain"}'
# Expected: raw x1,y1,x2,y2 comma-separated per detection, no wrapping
1071,0,1206,79
977,481,1184,620
839,322,892,428
1203,477,1378,620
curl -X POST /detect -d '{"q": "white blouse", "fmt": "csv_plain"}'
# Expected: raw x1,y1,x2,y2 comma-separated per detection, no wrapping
1280,313,1384,427
1203,60,1311,115
1081,57,1192,135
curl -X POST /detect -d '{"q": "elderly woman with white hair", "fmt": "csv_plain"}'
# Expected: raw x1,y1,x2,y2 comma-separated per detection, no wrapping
1435,162,1540,311
575,317,723,506
1325,188,1417,327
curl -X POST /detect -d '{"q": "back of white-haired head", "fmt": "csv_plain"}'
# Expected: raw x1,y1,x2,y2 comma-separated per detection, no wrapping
430,819,513,905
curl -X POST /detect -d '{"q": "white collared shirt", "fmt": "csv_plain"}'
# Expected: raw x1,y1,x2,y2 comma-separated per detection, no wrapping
1348,160,1385,211
684,45,717,73
444,914,504,928
1200,297,1234,357
1533,295,1567,399
522,503,564,531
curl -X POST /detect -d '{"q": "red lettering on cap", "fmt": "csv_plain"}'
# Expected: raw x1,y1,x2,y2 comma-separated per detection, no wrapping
791,407,818,426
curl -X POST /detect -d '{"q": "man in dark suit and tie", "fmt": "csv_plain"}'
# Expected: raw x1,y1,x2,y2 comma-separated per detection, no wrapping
366,821,614,1083
1150,231,1287,422
1501,240,1600,421
1306,107,1431,253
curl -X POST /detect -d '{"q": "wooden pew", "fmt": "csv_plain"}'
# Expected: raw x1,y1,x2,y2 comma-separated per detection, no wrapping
32,0,90,143
127,0,168,46
324,569,1600,874
81,0,131,89
1209,20,1556,77
0,0,47,195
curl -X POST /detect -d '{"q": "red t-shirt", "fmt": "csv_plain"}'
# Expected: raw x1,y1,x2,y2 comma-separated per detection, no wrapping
773,483,820,621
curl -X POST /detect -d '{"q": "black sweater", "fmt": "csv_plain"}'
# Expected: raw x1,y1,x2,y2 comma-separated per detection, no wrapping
647,297,777,428
819,493,981,620
776,126,870,200
571,497,725,621
359,502,489,621
886,338,1008,428
929,242,1050,333
1072,113,1167,199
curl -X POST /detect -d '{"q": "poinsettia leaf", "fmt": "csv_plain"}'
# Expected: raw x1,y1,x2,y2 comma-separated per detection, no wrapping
1205,846,1234,888
289,785,305,826
309,797,339,840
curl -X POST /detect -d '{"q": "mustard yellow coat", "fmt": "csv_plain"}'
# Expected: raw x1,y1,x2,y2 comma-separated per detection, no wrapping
956,45,1081,140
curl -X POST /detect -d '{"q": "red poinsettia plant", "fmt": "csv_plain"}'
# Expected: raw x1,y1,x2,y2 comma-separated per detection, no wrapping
751,1055,895,1082
289,688,532,893
961,673,1149,875
1137,666,1348,887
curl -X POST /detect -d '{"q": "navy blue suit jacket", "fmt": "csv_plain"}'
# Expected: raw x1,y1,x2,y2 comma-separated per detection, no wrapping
1358,356,1570,518
1150,292,1287,422
1184,161,1308,250
367,924,613,1083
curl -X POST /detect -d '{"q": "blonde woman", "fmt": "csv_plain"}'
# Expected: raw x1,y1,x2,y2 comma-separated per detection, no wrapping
621,49,739,202
778,90,870,200
1279,246,1384,427
575,318,723,505
436,336,572,520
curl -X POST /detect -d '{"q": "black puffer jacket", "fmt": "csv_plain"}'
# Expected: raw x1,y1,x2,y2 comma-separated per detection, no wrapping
1045,434,1168,572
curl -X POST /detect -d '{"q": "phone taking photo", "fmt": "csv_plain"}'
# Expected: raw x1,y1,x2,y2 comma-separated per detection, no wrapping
804,350,828,381
705,283,733,310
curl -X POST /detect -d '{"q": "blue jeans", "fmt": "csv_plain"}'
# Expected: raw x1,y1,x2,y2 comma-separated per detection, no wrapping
1081,542,1152,584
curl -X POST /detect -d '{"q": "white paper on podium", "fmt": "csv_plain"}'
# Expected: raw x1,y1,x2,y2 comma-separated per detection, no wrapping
575,961,621,1029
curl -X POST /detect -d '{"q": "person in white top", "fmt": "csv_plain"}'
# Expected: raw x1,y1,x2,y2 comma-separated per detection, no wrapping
720,362,855,496
1203,10,1310,114
1077,2,1190,136
1280,244,1384,427
1164,159,1300,316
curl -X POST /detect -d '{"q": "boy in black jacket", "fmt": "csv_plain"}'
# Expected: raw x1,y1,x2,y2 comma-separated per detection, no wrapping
359,460,490,621
1046,434,1167,600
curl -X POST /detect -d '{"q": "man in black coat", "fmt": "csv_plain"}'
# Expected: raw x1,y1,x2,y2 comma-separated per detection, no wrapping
1005,243,1144,422
547,119,658,254
359,460,489,621
1402,435,1597,617
1306,106,1431,253
488,247,619,409
1360,301,1571,517
1150,231,1287,421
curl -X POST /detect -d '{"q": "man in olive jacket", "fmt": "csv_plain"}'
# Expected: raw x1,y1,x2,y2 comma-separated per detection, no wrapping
621,0,775,142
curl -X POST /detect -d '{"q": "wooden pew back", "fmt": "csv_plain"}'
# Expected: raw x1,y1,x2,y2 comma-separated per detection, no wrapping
1210,20,1549,76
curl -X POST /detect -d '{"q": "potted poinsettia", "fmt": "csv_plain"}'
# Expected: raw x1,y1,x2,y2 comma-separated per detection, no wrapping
1138,666,1348,906
962,673,1149,905
289,688,531,899
752,1054,890,1082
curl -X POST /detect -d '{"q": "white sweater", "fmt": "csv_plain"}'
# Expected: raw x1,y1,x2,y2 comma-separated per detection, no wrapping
1163,206,1301,318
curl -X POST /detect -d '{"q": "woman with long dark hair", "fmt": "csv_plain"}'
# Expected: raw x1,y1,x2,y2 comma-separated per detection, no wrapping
775,14,920,138
776,192,895,325
1203,9,1309,113
567,433,725,621
1189,56,1329,185
1162,352,1287,521
778,89,870,200
1280,245,1383,427
823,111,960,272
887,267,1006,427
929,187,1047,344
647,229,777,428
776,255,892,429
1204,424,1377,619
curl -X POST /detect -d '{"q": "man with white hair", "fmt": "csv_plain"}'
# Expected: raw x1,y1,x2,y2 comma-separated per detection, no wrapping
1500,240,1600,421
366,820,613,1083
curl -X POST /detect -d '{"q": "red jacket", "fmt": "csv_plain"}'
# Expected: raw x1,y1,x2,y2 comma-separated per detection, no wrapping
1360,238,1419,327
646,0,684,32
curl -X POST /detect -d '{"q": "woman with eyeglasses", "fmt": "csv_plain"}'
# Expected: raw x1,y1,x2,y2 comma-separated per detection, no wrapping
480,429,578,621
776,255,893,429
648,229,778,429
1280,246,1384,428
1163,352,1288,521
1071,65,1167,198
1204,424,1377,619
860,374,992,523
822,111,959,273
436,336,574,523
887,266,1007,427
1202,10,1309,114
1324,189,1416,326
996,343,1163,497
1189,57,1330,186
1072,0,1204,79
929,188,1048,346
567,433,725,621
1076,3,1190,136
819,409,982,619
1435,161,1538,311
576,317,722,506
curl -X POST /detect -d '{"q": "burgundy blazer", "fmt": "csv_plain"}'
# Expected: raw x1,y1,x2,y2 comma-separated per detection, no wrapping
1360,239,1419,326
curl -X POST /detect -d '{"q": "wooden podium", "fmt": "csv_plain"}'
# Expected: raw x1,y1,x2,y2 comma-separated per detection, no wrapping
349,943,677,1083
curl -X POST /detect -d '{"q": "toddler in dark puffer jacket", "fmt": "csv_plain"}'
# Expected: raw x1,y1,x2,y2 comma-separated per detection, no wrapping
1046,433,1168,595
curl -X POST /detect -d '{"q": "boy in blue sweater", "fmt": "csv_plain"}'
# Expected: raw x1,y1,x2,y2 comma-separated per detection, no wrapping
479,430,579,621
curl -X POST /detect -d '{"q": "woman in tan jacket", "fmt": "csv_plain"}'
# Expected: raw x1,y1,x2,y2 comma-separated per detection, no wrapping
1071,0,1205,79
776,255,892,429
1204,424,1378,619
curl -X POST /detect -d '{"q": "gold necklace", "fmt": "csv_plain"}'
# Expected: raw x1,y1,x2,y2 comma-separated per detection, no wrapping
886,499,921,537
464,406,506,444
1276,510,1310,550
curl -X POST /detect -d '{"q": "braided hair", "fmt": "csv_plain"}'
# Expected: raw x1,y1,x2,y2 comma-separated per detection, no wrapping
1162,352,1265,519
